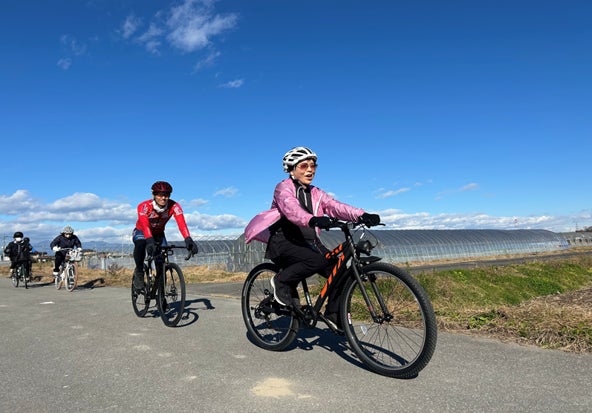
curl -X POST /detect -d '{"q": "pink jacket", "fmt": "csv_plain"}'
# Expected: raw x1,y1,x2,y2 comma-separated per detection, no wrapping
245,178,364,243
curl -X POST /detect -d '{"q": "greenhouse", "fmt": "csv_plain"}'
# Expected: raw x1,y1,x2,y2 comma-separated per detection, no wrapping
226,228,570,272
86,229,573,273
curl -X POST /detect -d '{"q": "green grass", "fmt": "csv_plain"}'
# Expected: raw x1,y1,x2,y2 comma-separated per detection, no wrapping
414,254,592,352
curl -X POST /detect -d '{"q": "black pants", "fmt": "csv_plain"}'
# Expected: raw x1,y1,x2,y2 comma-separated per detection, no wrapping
54,252,66,272
132,232,165,271
267,232,342,313
11,260,32,275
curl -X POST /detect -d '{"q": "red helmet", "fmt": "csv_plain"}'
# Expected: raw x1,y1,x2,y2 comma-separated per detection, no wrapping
151,181,173,194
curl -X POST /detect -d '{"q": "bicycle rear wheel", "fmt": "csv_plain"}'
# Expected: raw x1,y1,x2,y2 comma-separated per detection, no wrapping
241,263,299,351
157,263,186,327
131,264,151,317
65,263,78,292
342,262,437,378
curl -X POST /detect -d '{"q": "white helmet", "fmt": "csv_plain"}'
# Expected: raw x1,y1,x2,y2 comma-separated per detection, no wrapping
282,146,317,172
62,225,74,234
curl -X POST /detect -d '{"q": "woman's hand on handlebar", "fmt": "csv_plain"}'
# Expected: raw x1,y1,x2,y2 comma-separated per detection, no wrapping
358,213,381,227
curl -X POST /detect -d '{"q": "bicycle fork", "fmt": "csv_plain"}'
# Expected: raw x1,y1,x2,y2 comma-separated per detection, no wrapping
349,262,393,324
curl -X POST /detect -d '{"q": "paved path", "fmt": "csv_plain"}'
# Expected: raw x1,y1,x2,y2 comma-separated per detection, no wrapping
1,279,590,412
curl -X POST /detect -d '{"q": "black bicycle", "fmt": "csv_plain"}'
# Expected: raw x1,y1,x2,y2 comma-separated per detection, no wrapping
131,245,193,327
241,219,437,378
11,260,31,289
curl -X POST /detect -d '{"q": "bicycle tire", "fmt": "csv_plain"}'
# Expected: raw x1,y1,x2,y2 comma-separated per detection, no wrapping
342,262,437,378
55,270,63,290
131,264,151,317
241,263,299,351
66,263,78,292
157,263,186,327
21,263,28,289
12,267,19,288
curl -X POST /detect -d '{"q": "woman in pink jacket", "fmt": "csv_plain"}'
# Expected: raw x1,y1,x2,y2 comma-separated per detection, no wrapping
244,146,380,332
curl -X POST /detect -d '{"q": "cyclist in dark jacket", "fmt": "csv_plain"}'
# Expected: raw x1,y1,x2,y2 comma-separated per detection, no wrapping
50,226,82,277
4,231,33,279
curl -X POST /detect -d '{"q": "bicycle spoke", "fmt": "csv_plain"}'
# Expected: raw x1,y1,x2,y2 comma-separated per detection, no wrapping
343,263,437,378
241,263,299,351
158,263,185,327
131,266,151,317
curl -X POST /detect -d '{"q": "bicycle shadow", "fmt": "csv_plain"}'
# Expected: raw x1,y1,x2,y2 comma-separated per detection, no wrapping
173,297,216,328
78,278,106,289
245,325,417,378
24,277,107,290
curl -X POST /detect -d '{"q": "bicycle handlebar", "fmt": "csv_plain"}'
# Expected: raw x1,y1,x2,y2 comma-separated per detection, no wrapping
147,245,195,261
324,218,384,231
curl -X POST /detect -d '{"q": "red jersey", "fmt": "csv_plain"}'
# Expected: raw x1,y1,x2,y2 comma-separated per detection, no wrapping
135,199,191,239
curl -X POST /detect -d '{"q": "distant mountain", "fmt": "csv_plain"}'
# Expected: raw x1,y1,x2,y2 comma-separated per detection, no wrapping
31,240,134,255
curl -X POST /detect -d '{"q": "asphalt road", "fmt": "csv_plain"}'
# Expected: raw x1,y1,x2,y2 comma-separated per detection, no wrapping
1,278,590,413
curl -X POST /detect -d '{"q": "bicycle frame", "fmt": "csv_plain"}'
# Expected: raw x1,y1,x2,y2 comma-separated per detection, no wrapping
295,221,384,327
242,218,437,378
144,245,178,296
55,248,80,291
137,244,192,326
12,260,30,289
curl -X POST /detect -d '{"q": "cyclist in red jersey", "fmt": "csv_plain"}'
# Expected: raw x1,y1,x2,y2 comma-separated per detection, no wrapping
132,181,199,289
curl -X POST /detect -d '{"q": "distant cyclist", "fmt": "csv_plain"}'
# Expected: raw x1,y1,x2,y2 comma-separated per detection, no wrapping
132,181,199,289
4,231,33,279
50,226,83,278
244,146,380,332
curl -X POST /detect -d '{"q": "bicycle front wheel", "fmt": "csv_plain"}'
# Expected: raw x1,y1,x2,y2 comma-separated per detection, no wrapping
55,270,63,290
157,263,186,327
342,262,437,378
65,263,78,292
21,264,29,289
131,264,151,317
11,268,19,288
241,263,299,351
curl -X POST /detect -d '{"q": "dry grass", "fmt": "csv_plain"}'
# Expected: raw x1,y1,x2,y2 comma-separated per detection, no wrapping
29,262,246,287
453,285,592,353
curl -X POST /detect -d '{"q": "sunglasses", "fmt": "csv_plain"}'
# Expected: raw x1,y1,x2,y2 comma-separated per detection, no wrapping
296,161,318,171
154,192,171,197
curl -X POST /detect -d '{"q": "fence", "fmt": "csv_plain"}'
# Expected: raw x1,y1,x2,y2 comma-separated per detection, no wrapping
82,229,573,273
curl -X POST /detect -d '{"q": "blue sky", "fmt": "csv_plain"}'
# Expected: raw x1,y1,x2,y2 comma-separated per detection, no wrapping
1,0,591,250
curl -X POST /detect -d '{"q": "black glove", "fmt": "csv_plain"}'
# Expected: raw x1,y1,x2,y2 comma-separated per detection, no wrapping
359,213,381,227
185,236,198,254
145,237,156,257
308,216,332,229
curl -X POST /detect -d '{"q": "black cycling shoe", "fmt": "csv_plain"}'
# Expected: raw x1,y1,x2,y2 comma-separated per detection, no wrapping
270,275,292,307
324,311,344,335
133,270,145,290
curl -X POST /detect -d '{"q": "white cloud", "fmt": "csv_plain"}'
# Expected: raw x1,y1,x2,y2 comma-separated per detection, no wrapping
194,50,221,71
375,187,410,199
436,182,481,200
219,79,243,88
214,187,238,197
121,14,142,39
166,0,238,52
460,183,479,192
57,58,72,70
123,0,238,58
60,34,87,56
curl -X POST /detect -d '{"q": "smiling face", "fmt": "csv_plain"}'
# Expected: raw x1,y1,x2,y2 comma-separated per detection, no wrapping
290,158,317,185
153,192,170,208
